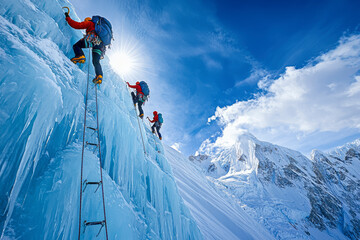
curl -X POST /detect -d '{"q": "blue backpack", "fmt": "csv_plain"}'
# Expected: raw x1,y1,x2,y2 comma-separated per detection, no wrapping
92,16,113,46
139,81,150,96
158,113,163,124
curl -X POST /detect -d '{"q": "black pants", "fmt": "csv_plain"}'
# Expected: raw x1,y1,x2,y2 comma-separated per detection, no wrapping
151,122,162,139
131,92,144,116
73,38,103,76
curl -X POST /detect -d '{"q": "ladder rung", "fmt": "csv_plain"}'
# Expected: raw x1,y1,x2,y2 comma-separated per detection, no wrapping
87,126,98,131
85,220,105,226
83,220,106,236
86,141,98,147
82,180,102,192
87,181,101,185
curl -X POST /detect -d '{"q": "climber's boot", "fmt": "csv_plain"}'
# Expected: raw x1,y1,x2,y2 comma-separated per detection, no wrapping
71,55,86,64
92,75,102,85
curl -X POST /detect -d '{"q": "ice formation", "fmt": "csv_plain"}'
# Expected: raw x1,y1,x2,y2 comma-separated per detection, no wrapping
0,0,202,239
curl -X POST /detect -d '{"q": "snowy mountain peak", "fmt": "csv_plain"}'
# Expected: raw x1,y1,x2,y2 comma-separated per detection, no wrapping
329,138,360,160
191,139,258,178
192,132,309,180
192,133,360,239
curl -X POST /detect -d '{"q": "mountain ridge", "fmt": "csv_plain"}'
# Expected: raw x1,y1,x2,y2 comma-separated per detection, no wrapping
188,134,360,239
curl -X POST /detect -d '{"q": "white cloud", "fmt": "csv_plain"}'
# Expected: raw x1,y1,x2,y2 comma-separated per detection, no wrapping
206,35,360,152
348,76,360,97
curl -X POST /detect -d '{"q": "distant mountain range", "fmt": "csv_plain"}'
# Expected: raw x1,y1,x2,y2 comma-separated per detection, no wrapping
181,133,360,239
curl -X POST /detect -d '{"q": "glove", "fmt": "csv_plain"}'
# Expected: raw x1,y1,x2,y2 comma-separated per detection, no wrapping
65,12,69,18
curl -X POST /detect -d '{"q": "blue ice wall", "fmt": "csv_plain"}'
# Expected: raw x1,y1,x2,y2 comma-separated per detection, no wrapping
0,0,202,239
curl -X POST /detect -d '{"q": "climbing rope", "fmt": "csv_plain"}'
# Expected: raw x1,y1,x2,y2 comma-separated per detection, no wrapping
78,48,90,240
94,83,109,238
78,48,108,240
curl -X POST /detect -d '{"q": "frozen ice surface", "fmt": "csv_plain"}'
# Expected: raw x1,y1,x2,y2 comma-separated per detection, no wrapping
0,0,202,239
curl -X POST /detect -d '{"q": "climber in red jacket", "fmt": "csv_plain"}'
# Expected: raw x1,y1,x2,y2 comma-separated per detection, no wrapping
147,111,162,140
65,12,104,85
127,82,144,118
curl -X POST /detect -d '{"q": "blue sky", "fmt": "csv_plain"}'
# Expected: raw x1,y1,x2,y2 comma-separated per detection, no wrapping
70,0,360,156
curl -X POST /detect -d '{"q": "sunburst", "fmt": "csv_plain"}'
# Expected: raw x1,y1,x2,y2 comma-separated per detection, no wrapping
108,35,148,82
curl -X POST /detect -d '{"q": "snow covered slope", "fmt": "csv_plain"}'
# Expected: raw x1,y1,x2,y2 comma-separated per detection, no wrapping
165,145,274,240
0,0,201,239
191,133,360,240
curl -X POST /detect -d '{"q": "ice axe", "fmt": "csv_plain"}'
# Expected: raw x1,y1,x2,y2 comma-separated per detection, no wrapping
62,6,70,19
62,6,70,14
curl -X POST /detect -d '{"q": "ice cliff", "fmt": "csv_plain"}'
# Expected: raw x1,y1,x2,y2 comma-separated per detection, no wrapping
0,0,202,239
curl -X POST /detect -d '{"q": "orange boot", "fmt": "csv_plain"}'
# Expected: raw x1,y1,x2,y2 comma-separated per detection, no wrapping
71,55,85,64
92,75,102,85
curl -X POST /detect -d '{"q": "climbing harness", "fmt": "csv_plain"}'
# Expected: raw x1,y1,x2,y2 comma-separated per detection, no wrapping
78,48,109,240
147,121,161,153
85,32,102,46
126,85,147,155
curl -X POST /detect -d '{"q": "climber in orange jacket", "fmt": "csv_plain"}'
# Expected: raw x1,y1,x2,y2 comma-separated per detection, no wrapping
147,111,162,140
65,12,104,85
127,82,145,118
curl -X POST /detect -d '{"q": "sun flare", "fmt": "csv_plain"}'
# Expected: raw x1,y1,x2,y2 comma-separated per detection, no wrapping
110,50,138,76
111,52,135,75
108,37,147,81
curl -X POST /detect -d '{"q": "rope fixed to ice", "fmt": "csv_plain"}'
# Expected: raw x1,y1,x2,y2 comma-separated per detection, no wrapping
78,48,91,240
94,80,109,240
